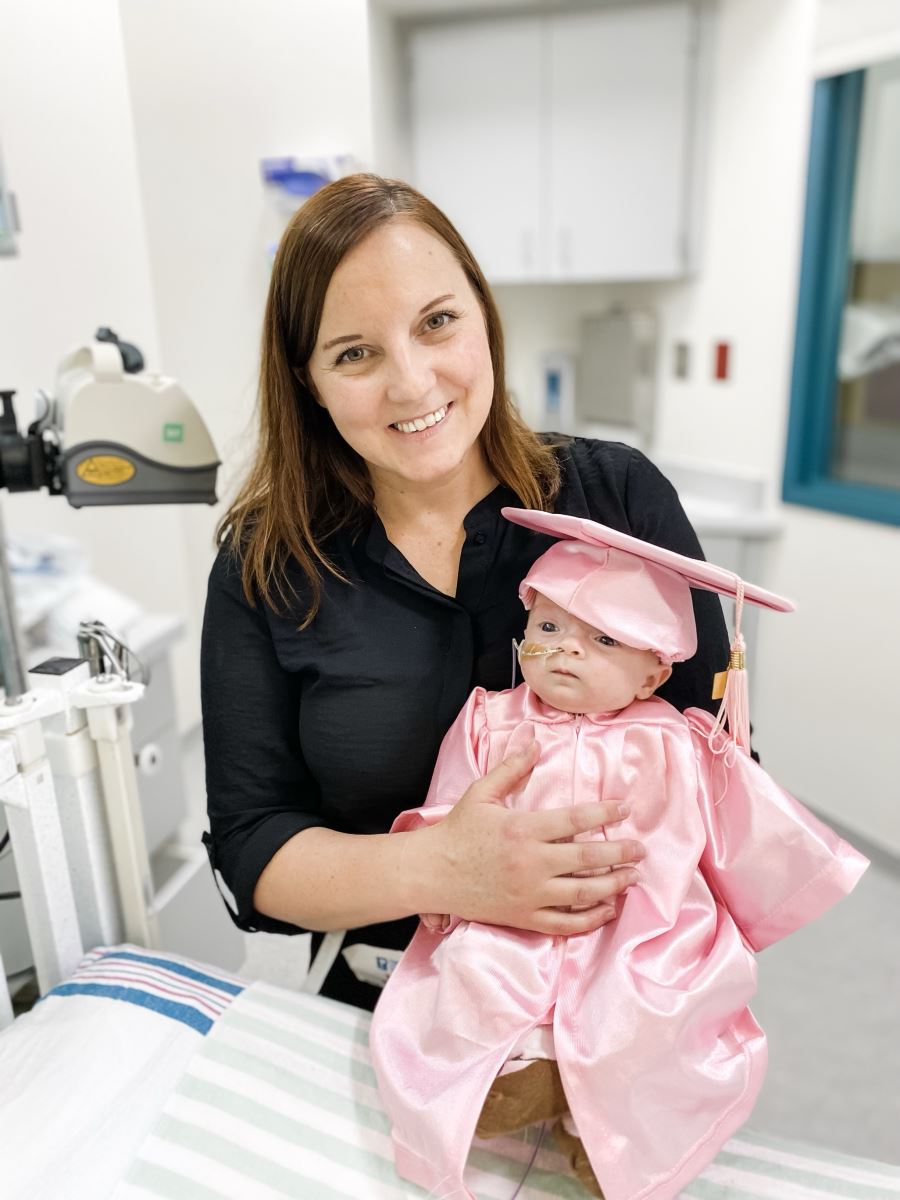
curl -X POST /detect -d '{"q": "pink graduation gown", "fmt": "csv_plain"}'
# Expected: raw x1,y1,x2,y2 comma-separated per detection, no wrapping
368,685,869,1200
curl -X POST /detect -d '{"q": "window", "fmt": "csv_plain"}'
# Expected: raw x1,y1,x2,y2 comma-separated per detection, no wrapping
784,61,900,526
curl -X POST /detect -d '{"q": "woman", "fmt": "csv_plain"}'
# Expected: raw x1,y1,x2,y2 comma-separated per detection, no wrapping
201,173,729,1010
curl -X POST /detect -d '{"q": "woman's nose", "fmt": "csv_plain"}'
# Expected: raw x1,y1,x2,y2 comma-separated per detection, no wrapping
385,345,436,407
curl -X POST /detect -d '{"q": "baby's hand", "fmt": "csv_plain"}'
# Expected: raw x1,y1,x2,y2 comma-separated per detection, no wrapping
421,912,453,932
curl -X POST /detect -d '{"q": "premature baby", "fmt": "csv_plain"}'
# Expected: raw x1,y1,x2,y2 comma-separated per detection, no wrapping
369,509,868,1200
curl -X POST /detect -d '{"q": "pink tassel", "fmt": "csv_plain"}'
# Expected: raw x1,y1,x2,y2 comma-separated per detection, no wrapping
709,580,751,758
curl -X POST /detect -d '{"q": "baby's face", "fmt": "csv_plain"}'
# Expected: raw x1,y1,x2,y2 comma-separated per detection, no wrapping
519,595,671,715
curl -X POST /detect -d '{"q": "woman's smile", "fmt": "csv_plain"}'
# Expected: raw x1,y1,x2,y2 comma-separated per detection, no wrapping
389,401,453,436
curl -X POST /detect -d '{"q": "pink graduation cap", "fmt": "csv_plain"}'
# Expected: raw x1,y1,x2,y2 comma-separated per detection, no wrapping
502,507,795,755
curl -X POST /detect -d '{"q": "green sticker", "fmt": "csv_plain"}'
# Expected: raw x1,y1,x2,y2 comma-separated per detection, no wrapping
163,423,184,443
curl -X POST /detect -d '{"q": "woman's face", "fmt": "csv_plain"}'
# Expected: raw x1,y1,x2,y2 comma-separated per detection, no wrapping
306,219,494,493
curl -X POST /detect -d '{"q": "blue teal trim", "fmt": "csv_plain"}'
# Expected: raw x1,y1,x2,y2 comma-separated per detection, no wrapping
783,71,900,527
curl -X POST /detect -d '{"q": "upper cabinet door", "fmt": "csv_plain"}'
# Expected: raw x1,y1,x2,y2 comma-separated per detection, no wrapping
409,18,545,282
547,3,695,281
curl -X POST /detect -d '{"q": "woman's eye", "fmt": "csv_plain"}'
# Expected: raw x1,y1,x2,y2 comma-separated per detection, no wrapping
335,344,368,366
423,310,457,332
594,634,618,647
539,621,559,633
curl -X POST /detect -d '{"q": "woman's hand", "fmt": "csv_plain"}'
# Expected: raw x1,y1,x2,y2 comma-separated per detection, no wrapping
423,741,644,936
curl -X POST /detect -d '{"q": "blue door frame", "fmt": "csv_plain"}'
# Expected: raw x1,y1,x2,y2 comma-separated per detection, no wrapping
783,70,900,527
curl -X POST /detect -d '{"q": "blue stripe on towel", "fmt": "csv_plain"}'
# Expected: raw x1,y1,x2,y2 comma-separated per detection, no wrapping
49,983,215,1034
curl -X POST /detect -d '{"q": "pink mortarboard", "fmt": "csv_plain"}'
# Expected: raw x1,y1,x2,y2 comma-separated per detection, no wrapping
502,507,795,754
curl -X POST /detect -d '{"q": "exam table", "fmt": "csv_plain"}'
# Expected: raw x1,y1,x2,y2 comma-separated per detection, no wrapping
2,945,898,1200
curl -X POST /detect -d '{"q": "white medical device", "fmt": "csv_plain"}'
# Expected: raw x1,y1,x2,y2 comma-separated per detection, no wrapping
0,333,220,1018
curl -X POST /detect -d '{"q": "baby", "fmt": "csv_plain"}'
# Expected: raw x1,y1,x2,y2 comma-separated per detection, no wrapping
369,509,868,1200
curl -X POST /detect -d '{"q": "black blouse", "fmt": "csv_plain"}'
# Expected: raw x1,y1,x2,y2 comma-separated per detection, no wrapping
201,439,730,1008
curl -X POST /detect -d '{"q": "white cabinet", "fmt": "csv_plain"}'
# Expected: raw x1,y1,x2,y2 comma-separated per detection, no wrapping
410,17,545,281
408,3,700,283
547,5,695,280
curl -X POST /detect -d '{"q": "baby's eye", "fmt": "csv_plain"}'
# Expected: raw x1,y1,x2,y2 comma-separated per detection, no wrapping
539,621,559,634
335,344,368,366
594,634,619,647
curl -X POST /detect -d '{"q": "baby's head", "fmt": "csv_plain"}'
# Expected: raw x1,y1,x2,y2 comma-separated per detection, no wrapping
504,506,795,749
519,593,672,714
515,534,694,716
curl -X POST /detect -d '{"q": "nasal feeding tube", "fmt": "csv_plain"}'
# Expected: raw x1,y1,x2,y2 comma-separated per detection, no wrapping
510,639,567,687
516,641,565,658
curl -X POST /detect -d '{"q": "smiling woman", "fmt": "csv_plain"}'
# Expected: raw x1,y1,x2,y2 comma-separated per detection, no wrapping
200,173,731,1011
306,220,496,508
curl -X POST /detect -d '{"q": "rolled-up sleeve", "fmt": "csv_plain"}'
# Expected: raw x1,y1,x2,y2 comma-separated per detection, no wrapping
200,548,325,933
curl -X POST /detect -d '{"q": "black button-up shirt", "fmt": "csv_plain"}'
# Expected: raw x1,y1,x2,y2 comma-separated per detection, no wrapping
201,439,730,1007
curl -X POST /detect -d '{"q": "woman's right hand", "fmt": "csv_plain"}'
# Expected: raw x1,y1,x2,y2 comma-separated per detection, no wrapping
425,741,645,935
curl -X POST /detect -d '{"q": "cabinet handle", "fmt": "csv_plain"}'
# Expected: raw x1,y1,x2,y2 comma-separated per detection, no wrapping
558,228,573,273
521,230,534,271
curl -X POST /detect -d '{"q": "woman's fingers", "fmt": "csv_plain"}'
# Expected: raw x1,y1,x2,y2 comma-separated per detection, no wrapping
472,739,540,804
544,836,646,876
542,866,639,910
528,799,630,842
529,903,621,937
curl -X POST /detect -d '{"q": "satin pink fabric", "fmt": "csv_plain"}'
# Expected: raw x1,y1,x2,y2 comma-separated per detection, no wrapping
369,685,869,1200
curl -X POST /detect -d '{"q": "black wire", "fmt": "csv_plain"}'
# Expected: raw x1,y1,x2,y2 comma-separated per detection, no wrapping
0,891,21,901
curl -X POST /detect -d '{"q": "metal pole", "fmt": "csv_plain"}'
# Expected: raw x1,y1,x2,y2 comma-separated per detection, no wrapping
0,499,26,701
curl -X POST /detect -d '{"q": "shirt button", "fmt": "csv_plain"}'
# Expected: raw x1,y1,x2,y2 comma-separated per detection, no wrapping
473,531,487,546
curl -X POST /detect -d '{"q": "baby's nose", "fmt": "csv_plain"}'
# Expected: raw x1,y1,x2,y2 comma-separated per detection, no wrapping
560,635,586,657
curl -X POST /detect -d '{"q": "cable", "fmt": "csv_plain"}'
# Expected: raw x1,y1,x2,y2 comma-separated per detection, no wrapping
509,1121,548,1200
0,891,21,901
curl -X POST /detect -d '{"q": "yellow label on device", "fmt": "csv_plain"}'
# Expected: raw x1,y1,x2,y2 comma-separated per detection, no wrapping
711,670,728,701
75,455,136,486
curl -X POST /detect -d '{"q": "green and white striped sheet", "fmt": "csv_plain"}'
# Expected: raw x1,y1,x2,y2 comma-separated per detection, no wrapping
115,981,900,1200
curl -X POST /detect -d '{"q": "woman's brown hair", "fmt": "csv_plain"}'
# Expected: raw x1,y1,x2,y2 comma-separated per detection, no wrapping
218,173,561,624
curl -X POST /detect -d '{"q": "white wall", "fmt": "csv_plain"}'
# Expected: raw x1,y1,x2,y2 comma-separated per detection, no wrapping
816,0,900,74
118,0,374,731
0,0,199,728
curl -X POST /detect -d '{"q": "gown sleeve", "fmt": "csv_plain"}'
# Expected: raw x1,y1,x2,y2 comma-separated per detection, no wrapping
687,708,869,952
389,687,490,835
388,689,491,933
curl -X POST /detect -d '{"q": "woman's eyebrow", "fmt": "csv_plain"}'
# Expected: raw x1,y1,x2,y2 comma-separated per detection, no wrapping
420,293,455,313
321,332,362,352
